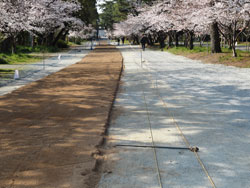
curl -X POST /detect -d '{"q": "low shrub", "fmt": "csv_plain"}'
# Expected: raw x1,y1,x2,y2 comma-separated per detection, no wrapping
56,40,69,48
0,57,8,64
16,46,33,53
76,40,81,45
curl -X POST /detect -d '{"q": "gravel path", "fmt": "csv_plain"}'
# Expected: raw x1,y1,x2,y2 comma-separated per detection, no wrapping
98,45,250,188
0,45,123,188
0,42,95,96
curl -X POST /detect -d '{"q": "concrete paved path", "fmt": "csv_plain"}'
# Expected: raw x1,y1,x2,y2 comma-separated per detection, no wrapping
0,44,92,96
98,45,250,188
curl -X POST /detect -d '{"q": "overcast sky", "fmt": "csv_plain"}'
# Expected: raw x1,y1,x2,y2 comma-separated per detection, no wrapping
97,0,105,13
97,0,114,13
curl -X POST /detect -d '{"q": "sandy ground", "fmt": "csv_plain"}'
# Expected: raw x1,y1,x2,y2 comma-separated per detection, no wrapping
98,45,250,188
184,52,250,68
0,45,123,188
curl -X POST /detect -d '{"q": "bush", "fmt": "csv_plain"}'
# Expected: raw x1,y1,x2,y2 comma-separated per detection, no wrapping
16,46,33,53
56,40,69,48
76,40,81,45
0,57,8,64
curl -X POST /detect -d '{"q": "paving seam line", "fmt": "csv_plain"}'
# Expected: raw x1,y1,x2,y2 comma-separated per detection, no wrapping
139,65,163,188
141,56,216,188
127,45,216,188
155,79,216,188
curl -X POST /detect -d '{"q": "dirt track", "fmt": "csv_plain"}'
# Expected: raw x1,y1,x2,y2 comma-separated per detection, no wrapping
0,45,123,188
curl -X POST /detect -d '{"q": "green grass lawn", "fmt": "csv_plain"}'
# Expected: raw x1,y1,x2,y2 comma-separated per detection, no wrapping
16,45,61,53
165,46,209,54
0,53,42,65
0,45,67,65
165,46,248,60
237,42,250,46
0,69,14,73
0,69,15,78
124,40,131,45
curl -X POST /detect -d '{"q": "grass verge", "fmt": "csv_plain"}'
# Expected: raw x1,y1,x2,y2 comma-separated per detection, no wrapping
0,45,69,65
16,45,60,53
0,53,42,65
0,69,15,78
151,45,250,68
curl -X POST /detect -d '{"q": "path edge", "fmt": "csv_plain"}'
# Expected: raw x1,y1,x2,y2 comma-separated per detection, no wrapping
91,47,124,185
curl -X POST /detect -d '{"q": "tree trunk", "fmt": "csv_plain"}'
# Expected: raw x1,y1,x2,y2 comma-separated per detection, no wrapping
47,33,54,46
148,34,154,46
133,36,139,45
52,28,66,46
210,22,222,53
232,46,237,57
11,36,17,54
188,32,194,50
232,26,238,57
62,30,69,41
184,33,188,48
28,32,34,47
175,32,179,47
0,37,12,53
158,32,166,50
132,35,139,45
199,37,203,47
168,33,173,47
160,40,165,49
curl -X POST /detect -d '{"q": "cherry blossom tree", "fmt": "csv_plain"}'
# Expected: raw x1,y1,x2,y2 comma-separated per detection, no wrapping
113,0,250,56
69,24,96,40
213,0,249,57
192,0,250,56
0,0,35,53
29,0,85,46
0,0,91,53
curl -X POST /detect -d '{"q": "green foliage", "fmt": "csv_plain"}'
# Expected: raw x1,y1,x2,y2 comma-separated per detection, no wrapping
78,0,99,26
56,40,69,49
67,41,77,46
76,40,81,45
99,0,158,30
99,0,131,30
99,1,116,30
0,57,8,64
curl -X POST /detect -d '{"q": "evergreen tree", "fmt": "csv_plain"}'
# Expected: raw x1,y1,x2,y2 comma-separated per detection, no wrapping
78,0,99,26
100,0,157,30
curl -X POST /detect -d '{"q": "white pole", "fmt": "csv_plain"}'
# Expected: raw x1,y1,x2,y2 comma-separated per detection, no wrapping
14,70,20,80
141,50,142,67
